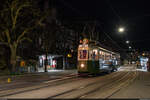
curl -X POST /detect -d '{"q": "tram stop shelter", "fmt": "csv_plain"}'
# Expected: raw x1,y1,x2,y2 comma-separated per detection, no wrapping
37,54,65,72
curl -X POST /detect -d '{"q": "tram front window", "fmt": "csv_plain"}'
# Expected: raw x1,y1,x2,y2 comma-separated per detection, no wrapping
79,50,88,59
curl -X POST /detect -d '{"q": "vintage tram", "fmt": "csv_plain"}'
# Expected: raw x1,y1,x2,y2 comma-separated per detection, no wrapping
77,38,120,75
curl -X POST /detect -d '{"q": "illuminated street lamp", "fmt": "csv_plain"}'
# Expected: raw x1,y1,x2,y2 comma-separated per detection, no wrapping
126,40,130,44
118,27,124,33
129,46,132,49
142,53,145,56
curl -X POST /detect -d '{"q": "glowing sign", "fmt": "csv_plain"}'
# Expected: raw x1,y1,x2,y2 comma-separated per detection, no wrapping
67,54,72,58
20,61,25,67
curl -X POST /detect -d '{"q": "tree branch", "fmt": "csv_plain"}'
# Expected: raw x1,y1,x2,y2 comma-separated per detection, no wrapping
4,29,11,44
0,34,4,42
19,37,32,44
11,1,30,30
16,28,28,44
0,42,9,46
16,18,45,45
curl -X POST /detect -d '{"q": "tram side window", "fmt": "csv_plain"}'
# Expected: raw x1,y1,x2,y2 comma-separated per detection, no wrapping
79,50,87,59
89,50,99,60
99,51,103,60
102,52,105,60
106,54,111,60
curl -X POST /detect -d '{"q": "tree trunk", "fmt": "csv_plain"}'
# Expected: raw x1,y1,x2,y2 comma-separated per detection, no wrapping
10,44,17,73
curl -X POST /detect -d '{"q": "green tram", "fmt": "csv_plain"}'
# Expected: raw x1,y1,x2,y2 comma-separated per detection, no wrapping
77,39,120,75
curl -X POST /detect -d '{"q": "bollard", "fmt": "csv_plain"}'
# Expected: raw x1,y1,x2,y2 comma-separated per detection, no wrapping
7,78,11,83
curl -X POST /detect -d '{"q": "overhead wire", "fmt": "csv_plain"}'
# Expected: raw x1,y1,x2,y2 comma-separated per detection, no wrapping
57,0,128,51
97,23,125,51
105,0,131,50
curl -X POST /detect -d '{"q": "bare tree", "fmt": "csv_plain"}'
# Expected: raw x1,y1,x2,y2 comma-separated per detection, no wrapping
0,0,45,73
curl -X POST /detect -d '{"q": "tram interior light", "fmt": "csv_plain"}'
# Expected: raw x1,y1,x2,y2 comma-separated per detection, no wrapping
93,49,98,54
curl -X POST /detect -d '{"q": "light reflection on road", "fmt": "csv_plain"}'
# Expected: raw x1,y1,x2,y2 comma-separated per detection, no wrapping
118,64,148,72
118,65,137,71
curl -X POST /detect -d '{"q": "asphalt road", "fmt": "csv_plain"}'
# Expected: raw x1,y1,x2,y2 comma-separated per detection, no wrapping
0,65,150,99
0,70,77,90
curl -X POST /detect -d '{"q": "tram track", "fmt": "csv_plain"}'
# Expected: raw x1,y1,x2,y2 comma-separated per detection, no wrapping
48,71,128,99
0,73,78,91
77,71,132,98
80,71,137,99
1,72,120,98
105,71,138,99
0,74,81,97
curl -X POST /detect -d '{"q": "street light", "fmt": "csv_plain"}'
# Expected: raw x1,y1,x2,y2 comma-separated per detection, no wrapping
129,46,132,49
126,40,130,44
118,27,125,33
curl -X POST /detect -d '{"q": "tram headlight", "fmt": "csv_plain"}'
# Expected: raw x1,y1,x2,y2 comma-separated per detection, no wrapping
80,63,85,68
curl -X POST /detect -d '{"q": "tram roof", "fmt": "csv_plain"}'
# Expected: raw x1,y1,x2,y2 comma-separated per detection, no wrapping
79,39,120,55
88,41,119,55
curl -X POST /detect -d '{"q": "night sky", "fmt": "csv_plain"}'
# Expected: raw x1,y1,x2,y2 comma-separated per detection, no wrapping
53,0,150,51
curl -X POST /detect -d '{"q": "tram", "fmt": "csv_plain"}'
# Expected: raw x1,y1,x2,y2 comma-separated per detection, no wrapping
77,38,120,75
